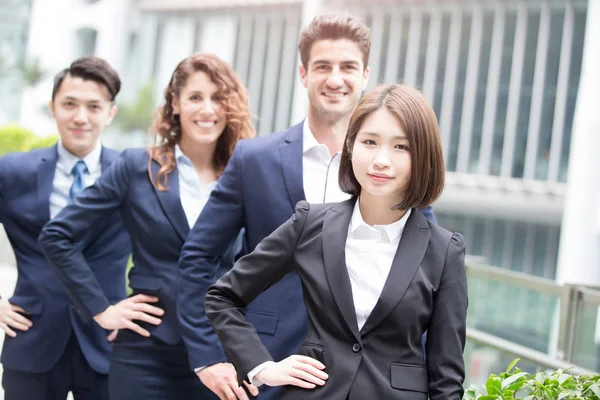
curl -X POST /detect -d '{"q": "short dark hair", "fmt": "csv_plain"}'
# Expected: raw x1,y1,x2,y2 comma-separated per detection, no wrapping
339,84,445,210
298,13,371,69
51,56,121,101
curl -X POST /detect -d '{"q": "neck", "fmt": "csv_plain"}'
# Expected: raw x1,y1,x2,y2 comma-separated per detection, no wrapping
307,108,350,156
63,141,97,159
178,136,216,173
358,193,408,226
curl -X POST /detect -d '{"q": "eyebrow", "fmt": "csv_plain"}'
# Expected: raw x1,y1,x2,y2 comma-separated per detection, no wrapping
63,96,103,104
359,131,408,140
311,59,361,67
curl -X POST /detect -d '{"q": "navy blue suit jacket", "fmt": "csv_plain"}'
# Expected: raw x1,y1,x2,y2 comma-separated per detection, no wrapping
178,122,435,397
39,148,239,348
0,145,130,374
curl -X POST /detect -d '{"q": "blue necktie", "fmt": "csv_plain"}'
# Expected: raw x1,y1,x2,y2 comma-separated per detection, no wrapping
68,160,88,204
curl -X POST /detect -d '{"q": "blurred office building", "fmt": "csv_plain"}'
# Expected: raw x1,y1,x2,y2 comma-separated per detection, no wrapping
10,0,600,376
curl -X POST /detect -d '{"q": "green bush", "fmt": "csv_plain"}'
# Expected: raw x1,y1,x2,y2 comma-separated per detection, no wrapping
0,124,37,156
464,359,600,399
0,124,59,156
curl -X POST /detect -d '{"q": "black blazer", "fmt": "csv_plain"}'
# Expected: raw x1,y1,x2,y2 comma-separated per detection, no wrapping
205,199,467,400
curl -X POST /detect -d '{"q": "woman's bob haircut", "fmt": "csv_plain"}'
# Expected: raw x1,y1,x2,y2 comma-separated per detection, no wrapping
339,83,445,210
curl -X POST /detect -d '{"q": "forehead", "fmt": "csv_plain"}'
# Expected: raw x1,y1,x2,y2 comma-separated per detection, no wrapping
181,70,219,93
54,75,111,102
308,39,364,67
358,108,405,136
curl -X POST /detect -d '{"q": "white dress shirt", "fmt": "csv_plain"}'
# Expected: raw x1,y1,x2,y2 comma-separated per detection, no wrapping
248,202,411,385
50,141,103,218
346,202,411,330
301,119,351,204
175,145,217,228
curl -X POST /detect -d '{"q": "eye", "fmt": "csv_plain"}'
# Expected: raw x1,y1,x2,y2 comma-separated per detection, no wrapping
90,105,101,110
64,101,74,107
212,95,224,103
343,65,357,71
395,144,409,150
362,139,376,146
189,94,202,101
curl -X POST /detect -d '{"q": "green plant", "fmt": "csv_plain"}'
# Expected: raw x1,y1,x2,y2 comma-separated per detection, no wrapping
0,124,37,156
112,81,155,133
464,359,600,399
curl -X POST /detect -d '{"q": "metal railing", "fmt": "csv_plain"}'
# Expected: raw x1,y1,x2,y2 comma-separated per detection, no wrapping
465,258,600,374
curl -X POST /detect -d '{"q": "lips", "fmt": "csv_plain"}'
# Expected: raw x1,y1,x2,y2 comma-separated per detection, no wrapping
368,173,393,183
194,121,217,128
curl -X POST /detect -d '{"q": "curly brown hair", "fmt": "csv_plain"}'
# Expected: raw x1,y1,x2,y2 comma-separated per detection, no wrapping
148,53,255,191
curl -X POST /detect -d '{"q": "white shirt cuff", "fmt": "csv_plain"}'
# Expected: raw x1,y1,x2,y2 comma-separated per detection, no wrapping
248,361,275,386
194,366,207,373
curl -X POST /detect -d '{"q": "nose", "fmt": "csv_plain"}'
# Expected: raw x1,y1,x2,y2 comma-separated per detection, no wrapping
373,149,391,169
73,106,88,124
200,98,216,115
325,66,344,89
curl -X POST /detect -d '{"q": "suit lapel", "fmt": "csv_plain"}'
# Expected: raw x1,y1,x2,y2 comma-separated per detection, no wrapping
279,122,306,208
322,199,361,342
360,210,431,336
150,160,189,241
99,146,116,172
36,146,58,224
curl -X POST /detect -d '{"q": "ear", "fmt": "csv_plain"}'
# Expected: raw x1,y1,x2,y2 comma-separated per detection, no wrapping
362,65,371,91
171,92,180,114
48,100,55,118
299,65,308,88
105,104,118,126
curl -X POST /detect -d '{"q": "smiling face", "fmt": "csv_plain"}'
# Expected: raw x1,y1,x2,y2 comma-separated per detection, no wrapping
351,107,412,202
172,70,227,149
49,74,116,158
299,39,369,124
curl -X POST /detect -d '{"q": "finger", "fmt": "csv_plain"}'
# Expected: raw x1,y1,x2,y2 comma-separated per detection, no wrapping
243,381,259,397
129,294,159,303
123,319,151,337
107,329,118,342
285,376,316,389
132,303,164,316
9,311,33,328
219,383,237,400
293,355,325,370
290,368,327,386
4,317,31,332
0,322,17,338
213,389,228,400
293,361,329,380
10,304,28,314
129,311,161,326
232,384,249,400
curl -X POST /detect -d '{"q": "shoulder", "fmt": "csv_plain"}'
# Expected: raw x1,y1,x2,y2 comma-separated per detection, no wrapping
425,215,465,256
0,147,54,175
236,123,301,157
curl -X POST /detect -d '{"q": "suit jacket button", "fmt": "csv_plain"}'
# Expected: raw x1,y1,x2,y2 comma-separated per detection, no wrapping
352,343,361,353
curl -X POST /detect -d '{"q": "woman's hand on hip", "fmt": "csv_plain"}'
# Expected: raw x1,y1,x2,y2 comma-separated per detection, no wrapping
93,294,163,337
255,355,328,389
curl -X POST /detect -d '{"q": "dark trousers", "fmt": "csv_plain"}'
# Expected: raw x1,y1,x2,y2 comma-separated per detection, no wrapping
109,329,218,400
2,333,108,400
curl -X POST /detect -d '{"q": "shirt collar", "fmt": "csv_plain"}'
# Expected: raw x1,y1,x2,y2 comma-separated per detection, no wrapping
349,199,412,243
174,144,191,166
302,118,322,154
57,139,102,175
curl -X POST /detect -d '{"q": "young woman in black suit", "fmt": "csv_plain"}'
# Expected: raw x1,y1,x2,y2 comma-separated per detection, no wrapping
205,83,468,400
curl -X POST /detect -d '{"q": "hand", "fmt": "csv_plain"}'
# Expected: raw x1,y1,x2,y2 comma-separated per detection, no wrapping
93,294,163,337
255,355,328,389
0,298,32,338
197,362,259,400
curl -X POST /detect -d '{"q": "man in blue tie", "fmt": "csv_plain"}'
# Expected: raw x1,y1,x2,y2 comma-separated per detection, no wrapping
0,56,131,400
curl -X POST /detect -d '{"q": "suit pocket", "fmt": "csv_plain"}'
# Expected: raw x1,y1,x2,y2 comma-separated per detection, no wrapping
128,275,162,296
390,363,428,393
243,310,278,335
8,295,44,315
299,342,325,364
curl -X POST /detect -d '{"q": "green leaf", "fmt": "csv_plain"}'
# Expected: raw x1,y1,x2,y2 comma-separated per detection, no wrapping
501,372,529,390
505,358,520,374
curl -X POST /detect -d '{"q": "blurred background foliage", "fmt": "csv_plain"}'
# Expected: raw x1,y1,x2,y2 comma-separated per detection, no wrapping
0,124,58,157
